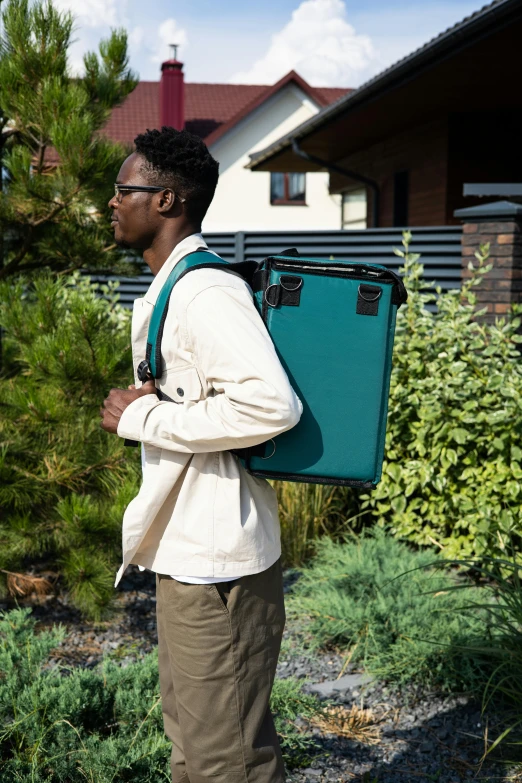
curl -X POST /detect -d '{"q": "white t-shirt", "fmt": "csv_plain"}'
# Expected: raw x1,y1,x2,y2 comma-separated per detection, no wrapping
137,565,239,584
169,573,240,584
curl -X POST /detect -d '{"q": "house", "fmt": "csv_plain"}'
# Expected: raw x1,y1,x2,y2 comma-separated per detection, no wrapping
246,0,522,229
102,60,349,232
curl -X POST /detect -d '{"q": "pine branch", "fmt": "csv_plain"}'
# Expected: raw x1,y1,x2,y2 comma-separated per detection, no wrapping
80,316,97,367
0,228,35,278
31,197,71,227
35,142,47,175
0,186,83,277
0,259,54,277
56,261,87,276
11,455,128,490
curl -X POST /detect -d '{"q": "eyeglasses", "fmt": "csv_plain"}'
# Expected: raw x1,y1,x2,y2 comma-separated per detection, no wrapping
113,184,186,203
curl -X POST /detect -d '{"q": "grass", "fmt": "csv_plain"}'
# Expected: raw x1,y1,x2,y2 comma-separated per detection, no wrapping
283,531,522,772
285,529,497,692
444,553,522,763
274,481,362,567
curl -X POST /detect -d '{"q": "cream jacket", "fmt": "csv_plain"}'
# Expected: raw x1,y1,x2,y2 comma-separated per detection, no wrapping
115,234,302,585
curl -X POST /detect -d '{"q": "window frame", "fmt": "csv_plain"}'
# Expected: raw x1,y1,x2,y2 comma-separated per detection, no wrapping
341,187,367,230
270,172,307,206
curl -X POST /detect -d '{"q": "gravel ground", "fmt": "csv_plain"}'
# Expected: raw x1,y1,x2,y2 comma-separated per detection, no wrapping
283,664,510,783
2,566,518,783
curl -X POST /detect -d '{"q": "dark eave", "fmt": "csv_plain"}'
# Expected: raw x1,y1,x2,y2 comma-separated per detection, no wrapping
247,0,522,171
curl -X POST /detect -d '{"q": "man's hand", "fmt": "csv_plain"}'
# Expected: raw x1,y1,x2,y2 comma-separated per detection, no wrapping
100,380,157,435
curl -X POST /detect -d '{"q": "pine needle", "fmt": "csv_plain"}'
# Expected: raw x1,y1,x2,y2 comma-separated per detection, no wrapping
1,570,54,598
311,704,381,745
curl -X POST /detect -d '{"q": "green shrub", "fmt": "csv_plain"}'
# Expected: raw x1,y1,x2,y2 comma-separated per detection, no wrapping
286,531,495,692
0,273,140,617
0,608,322,780
360,233,522,560
271,677,324,766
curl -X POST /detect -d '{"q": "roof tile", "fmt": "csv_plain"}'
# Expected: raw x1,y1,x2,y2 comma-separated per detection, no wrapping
102,77,348,147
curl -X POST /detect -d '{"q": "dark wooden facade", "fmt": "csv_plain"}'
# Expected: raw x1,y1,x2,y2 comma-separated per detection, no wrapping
329,118,449,226
251,1,522,228
329,107,522,227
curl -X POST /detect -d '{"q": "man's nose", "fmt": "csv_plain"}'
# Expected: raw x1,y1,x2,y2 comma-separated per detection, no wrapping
108,194,118,209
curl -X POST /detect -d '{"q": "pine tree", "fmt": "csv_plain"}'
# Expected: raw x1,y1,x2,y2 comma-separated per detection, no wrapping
0,272,141,618
0,0,143,616
0,0,139,279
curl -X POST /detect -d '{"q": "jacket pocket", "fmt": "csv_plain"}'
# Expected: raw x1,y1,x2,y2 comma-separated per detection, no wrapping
158,365,203,403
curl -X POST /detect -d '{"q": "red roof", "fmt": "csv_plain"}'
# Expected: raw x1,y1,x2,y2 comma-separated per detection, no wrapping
102,72,350,148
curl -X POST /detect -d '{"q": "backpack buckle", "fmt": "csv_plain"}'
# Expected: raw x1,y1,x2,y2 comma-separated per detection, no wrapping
137,360,153,382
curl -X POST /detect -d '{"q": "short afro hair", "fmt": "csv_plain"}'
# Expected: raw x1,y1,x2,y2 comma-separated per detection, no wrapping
134,126,219,226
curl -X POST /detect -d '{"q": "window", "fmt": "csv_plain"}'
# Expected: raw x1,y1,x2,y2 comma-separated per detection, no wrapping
393,170,409,227
341,188,367,229
270,172,306,205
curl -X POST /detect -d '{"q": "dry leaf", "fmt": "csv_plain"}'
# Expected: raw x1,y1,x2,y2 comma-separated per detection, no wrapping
311,704,381,745
2,570,54,598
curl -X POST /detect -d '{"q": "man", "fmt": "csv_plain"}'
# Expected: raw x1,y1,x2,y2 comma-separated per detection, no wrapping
100,126,302,783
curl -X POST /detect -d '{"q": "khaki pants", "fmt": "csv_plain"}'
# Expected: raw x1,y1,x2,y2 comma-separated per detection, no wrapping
156,559,287,783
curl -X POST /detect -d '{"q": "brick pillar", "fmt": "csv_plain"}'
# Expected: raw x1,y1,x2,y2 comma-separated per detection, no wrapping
454,200,522,323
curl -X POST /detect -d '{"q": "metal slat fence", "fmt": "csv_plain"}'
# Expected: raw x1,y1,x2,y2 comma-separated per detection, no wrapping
91,226,462,308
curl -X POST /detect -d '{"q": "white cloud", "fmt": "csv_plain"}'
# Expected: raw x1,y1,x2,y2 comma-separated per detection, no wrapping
151,18,188,65
230,0,377,87
127,25,145,64
129,26,145,49
52,0,120,28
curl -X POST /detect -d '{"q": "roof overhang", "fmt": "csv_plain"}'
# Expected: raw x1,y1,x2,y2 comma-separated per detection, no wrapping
247,0,522,173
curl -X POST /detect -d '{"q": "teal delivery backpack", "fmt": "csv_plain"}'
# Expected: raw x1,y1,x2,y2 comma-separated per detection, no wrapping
133,248,407,489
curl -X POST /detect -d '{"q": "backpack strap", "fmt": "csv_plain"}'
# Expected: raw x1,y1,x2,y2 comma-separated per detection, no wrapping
124,250,257,448
145,250,257,379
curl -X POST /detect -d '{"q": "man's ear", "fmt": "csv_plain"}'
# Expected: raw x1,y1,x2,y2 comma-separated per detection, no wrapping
157,189,178,214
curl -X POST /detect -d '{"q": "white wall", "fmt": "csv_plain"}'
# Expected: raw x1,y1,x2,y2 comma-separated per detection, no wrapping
342,188,367,229
202,84,341,233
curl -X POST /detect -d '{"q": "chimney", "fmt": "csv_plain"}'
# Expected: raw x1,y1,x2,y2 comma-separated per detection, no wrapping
160,44,185,130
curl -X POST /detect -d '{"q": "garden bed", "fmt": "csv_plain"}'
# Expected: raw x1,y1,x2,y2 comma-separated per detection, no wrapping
1,564,516,783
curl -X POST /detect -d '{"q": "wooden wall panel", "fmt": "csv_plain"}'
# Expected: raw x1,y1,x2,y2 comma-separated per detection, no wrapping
330,118,449,227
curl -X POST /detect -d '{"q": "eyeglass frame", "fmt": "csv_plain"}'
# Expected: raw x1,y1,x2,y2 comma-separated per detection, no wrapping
113,184,186,203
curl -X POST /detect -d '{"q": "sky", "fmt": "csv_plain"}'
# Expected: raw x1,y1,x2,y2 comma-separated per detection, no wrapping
52,0,488,89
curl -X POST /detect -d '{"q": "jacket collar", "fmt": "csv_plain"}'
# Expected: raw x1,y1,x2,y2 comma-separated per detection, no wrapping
143,233,209,306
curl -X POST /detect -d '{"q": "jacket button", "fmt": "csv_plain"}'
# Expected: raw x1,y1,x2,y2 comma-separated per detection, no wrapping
177,387,184,397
